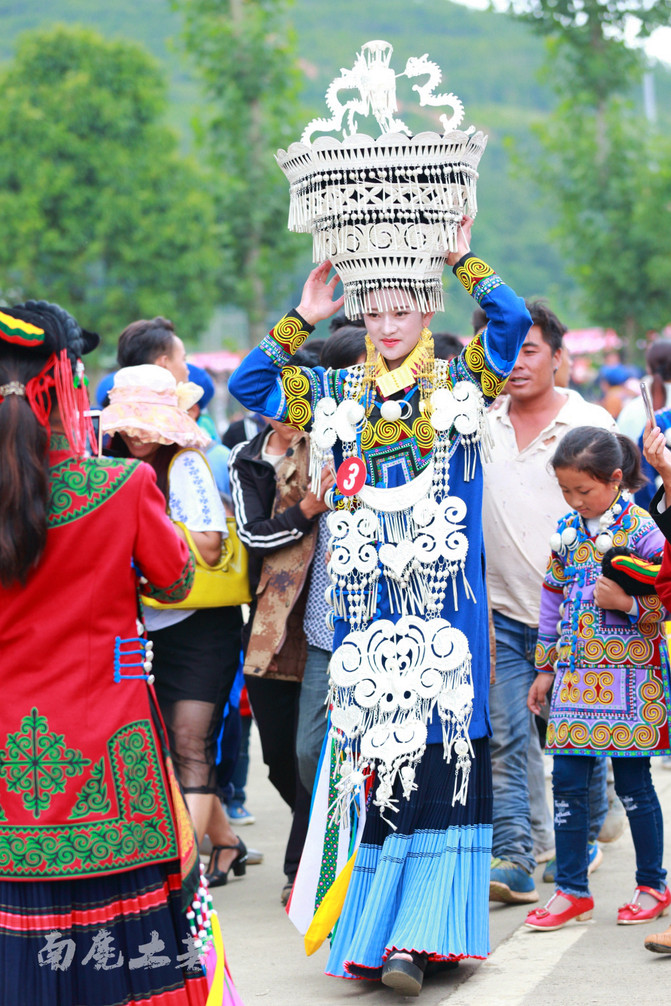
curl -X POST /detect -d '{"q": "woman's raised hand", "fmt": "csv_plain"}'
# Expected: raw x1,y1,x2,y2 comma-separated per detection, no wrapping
642,420,671,505
446,215,474,267
297,261,345,326
643,421,671,477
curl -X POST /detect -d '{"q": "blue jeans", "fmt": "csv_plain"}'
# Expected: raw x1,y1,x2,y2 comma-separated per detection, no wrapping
528,723,554,854
490,612,545,873
490,611,608,872
296,645,331,794
553,754,666,897
587,756,608,843
228,714,251,805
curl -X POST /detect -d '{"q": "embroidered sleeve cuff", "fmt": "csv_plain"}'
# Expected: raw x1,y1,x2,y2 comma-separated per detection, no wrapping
259,311,314,368
534,637,558,674
635,592,663,620
453,253,503,303
141,550,195,603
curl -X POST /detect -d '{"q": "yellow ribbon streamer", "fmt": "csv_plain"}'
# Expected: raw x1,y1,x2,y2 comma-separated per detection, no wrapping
304,850,357,956
206,910,226,1006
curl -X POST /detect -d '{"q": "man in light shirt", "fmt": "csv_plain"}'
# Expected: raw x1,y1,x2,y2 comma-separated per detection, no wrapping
483,301,617,903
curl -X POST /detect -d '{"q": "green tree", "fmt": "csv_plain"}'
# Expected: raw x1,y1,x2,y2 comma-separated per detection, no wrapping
172,0,304,346
502,0,671,100
501,0,671,342
0,25,223,344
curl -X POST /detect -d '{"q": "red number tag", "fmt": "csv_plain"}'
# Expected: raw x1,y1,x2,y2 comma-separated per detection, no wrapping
336,456,366,496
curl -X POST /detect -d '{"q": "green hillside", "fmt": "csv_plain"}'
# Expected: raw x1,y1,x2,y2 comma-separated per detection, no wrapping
1,0,669,335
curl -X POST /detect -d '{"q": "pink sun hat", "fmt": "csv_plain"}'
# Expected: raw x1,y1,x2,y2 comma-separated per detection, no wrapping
100,364,210,449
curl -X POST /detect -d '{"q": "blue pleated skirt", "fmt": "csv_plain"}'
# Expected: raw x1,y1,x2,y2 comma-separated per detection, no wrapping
326,738,492,979
0,860,208,1006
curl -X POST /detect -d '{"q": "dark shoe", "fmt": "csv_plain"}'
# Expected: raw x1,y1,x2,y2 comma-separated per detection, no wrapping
205,837,247,888
280,881,293,906
425,959,459,978
381,951,427,997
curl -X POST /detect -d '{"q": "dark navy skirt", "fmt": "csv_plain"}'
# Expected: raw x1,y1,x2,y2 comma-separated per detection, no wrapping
0,860,208,1005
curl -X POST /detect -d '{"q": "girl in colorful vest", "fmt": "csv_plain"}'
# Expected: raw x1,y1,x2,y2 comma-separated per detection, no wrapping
527,426,670,931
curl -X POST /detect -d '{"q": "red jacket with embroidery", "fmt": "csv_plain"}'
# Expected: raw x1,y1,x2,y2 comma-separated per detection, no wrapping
0,442,195,880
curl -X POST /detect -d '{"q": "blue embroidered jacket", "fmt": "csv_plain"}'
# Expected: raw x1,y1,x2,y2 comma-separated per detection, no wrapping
228,255,532,739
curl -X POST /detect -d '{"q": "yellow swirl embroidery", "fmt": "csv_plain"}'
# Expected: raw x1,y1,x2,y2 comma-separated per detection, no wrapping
273,315,309,354
454,257,495,295
583,670,614,705
412,416,434,451
559,670,580,704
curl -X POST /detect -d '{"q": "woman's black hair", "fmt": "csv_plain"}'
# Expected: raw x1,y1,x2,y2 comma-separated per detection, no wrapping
321,325,367,369
433,331,463,361
109,434,178,503
551,426,645,492
151,443,181,501
0,300,97,584
0,345,51,585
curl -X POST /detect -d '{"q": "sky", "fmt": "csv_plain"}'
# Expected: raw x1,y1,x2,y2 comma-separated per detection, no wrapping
450,0,671,65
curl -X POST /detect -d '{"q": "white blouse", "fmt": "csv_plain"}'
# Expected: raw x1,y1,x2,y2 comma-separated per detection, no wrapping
144,449,227,632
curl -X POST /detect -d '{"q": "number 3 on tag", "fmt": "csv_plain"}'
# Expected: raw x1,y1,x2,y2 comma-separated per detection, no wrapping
336,457,366,496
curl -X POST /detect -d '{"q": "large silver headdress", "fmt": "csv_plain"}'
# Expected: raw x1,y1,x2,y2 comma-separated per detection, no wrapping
276,40,487,318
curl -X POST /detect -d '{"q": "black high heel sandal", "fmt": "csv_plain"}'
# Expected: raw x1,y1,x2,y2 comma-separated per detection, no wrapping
205,837,248,888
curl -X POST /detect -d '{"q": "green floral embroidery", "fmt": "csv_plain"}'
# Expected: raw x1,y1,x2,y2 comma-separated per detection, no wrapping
141,550,195,604
0,709,90,820
68,758,111,820
49,457,138,527
0,720,177,877
2,819,168,873
49,433,71,451
119,731,157,815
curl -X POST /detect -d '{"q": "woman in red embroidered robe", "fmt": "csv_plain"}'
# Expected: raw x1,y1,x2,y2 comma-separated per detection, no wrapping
0,303,208,1006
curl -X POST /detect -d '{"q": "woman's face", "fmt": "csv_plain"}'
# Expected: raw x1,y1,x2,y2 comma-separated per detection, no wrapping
363,292,434,371
120,433,160,463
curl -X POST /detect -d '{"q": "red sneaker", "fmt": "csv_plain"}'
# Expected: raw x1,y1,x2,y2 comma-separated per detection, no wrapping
618,886,671,925
525,891,594,931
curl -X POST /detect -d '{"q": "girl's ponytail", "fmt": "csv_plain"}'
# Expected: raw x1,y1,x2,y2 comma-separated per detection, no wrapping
616,432,646,493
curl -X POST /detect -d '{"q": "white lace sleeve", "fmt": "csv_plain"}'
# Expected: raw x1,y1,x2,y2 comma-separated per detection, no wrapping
168,450,228,533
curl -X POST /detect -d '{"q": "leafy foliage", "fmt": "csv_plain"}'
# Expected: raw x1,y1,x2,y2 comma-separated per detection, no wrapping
171,0,305,344
501,0,671,99
0,25,223,344
500,0,671,343
533,96,671,339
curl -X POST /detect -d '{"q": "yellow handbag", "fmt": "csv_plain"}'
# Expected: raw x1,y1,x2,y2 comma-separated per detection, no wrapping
144,517,251,609
143,447,251,609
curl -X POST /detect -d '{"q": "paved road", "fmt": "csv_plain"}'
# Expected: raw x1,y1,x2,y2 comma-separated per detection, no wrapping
212,728,671,1005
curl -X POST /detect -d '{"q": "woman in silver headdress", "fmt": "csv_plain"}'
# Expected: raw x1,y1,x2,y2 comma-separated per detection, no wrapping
229,38,532,995
229,216,532,995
